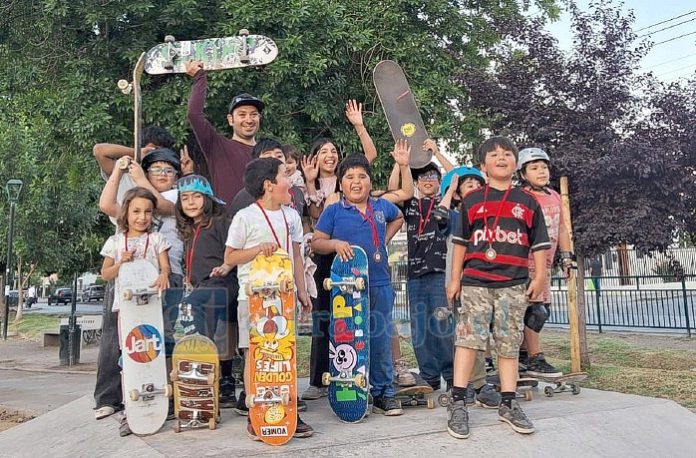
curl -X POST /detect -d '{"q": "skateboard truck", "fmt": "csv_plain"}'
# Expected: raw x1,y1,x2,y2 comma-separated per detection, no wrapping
170,362,216,385
239,29,250,64
247,387,290,408
117,79,132,95
245,278,293,297
123,287,160,304
322,371,367,389
130,383,172,402
163,35,178,70
173,409,216,433
322,277,366,293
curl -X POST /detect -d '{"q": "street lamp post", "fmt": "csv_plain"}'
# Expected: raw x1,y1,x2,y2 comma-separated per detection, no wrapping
4,179,23,340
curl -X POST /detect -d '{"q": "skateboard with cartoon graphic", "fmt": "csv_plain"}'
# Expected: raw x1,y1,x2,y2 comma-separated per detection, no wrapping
245,250,297,445
373,60,431,168
118,259,170,435
144,30,278,75
117,52,146,163
322,246,370,422
170,334,220,433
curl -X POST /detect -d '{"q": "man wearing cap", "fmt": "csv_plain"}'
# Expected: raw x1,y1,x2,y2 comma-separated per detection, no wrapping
185,60,264,210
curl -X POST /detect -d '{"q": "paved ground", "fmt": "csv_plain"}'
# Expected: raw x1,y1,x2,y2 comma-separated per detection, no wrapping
0,339,695,457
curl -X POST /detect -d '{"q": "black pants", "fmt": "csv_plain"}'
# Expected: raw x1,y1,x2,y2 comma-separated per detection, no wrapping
94,281,121,409
309,254,332,388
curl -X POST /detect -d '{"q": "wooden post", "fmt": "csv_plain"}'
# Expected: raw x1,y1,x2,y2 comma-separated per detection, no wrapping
560,177,583,373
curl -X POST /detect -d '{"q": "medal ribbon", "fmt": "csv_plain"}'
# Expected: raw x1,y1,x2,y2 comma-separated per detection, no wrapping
185,224,203,286
356,200,380,254
481,185,512,248
417,197,436,237
256,202,290,253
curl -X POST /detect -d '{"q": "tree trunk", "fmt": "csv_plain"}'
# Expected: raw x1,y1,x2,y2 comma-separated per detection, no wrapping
618,242,630,286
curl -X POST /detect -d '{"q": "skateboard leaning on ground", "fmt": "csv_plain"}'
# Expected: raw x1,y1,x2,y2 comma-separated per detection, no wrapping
170,334,220,433
393,371,435,409
144,30,278,75
245,250,298,445
117,52,146,162
118,259,170,435
322,246,370,423
373,59,431,168
534,372,588,397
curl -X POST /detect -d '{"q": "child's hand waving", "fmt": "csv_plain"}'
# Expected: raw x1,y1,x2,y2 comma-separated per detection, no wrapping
390,138,411,166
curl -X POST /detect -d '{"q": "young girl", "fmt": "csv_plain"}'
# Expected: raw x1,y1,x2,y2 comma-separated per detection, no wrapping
174,174,239,408
283,144,306,195
100,187,171,436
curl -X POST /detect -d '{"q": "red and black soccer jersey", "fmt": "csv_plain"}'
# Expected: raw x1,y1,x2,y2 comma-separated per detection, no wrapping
452,186,550,288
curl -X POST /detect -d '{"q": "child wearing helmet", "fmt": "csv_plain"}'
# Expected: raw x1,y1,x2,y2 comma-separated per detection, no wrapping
516,147,573,377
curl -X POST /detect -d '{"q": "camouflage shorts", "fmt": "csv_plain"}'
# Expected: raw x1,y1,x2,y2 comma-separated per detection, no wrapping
454,284,527,358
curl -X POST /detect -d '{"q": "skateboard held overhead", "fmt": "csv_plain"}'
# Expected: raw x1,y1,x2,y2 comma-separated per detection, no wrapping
118,259,170,435
246,250,298,445
145,30,278,75
117,52,146,163
322,246,370,423
374,60,431,168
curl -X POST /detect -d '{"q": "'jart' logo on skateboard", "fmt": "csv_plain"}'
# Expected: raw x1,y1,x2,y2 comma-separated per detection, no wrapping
125,325,162,363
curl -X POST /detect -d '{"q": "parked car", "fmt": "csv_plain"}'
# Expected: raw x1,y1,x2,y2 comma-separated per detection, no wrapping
6,290,35,308
48,287,73,305
82,284,104,302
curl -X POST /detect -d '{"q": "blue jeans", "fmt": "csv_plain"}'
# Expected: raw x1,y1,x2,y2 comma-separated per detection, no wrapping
370,285,395,398
408,273,454,387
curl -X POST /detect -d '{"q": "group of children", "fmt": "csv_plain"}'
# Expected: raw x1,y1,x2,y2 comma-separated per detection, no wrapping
92,60,573,440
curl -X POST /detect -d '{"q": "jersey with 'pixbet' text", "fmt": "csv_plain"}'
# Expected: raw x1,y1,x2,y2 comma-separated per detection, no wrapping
452,186,550,288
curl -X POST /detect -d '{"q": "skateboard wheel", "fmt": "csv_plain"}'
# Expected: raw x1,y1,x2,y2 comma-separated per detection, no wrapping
208,418,216,430
123,289,133,301
354,277,366,291
278,279,290,293
524,390,533,402
129,389,140,401
571,384,581,395
164,384,172,398
438,393,450,407
239,28,250,36
164,35,176,43
427,397,435,409
544,386,554,397
323,278,333,291
245,282,255,297
170,370,178,382
206,373,216,385
354,373,366,389
117,79,131,95
173,420,181,433
322,372,331,386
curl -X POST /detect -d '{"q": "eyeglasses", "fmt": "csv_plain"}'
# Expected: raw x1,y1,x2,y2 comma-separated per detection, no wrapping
148,167,177,176
418,172,440,181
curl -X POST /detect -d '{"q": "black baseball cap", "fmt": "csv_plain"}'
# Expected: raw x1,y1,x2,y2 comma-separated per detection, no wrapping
228,93,265,113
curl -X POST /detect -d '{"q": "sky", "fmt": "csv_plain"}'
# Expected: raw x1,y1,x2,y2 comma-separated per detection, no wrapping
544,1,696,82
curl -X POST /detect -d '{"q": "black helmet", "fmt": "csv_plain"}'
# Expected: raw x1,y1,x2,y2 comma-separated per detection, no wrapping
141,147,181,175
228,93,265,114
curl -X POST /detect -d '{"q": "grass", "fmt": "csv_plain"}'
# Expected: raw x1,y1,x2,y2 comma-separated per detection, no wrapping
298,330,696,411
8,314,59,340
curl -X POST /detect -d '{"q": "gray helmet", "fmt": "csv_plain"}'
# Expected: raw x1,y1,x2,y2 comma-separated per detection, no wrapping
517,147,550,172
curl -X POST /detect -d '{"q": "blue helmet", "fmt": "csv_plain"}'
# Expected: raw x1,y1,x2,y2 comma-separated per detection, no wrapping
439,166,485,197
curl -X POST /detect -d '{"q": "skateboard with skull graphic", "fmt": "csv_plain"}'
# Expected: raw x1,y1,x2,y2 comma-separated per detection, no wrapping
322,246,370,423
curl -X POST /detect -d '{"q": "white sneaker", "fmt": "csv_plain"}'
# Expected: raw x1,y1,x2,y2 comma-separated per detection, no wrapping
301,385,328,400
94,405,116,420
393,359,416,387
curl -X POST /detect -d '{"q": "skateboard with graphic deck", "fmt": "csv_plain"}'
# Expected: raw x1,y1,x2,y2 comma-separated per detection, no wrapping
535,372,588,397
117,53,146,163
144,30,278,75
246,250,297,445
485,373,537,402
393,371,434,409
374,60,431,168
322,246,370,423
118,259,170,435
170,334,220,433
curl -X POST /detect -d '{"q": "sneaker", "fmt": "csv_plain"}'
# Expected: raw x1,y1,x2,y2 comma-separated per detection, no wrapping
94,405,116,420
234,390,248,416
119,416,132,437
446,399,470,439
297,399,308,412
465,382,476,406
219,376,237,408
498,400,534,434
425,379,441,391
301,385,327,400
294,416,314,438
393,359,416,387
372,396,403,416
246,418,261,441
526,353,562,377
475,384,501,409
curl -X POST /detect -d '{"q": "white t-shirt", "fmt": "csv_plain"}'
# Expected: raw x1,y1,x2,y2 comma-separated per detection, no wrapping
100,232,171,310
226,205,303,301
156,188,183,276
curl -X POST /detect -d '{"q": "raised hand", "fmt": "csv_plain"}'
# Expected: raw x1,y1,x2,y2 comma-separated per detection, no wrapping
423,138,440,155
345,99,364,127
301,154,319,183
180,145,194,175
185,60,204,78
390,138,411,167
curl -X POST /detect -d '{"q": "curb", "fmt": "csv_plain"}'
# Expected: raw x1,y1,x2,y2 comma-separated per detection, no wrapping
0,365,97,376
